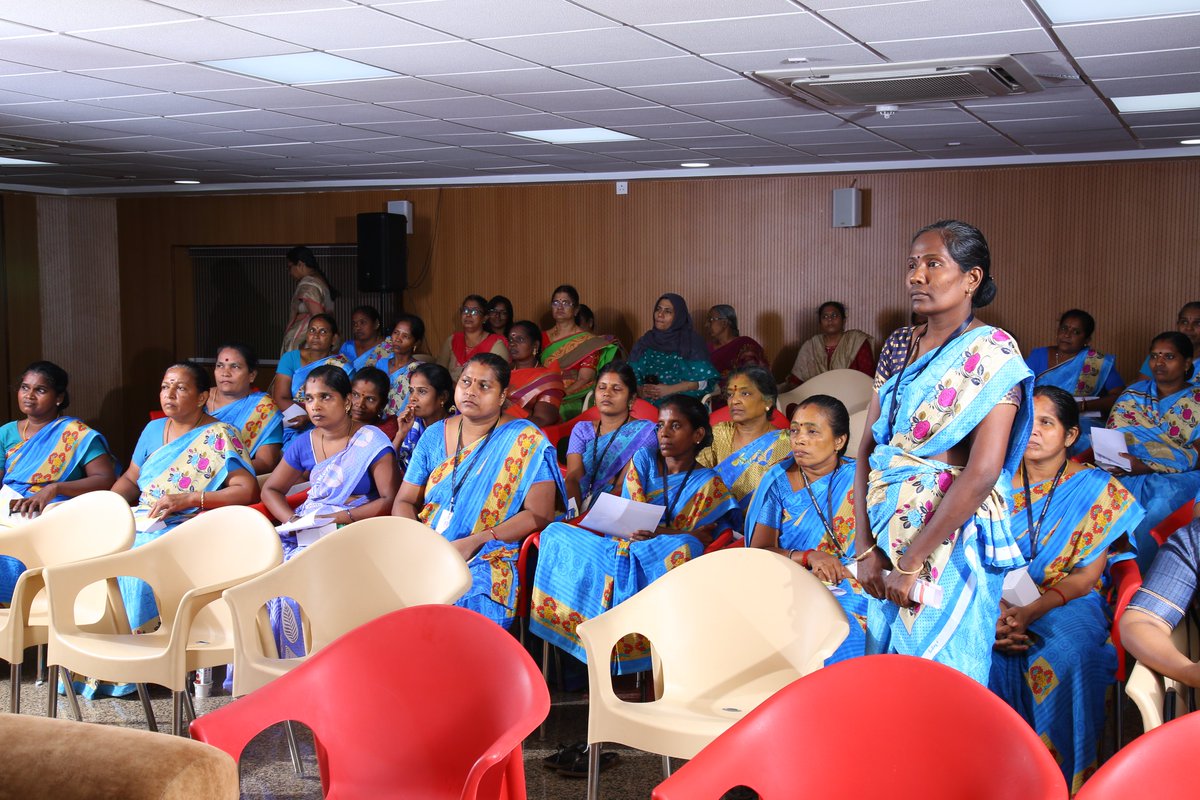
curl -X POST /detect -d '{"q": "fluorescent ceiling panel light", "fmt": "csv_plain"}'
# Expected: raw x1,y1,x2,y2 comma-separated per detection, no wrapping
680,162,710,167
174,179,201,184
202,52,396,85
1038,0,1200,23
511,127,638,144
1112,92,1200,113
1182,138,1200,144
0,156,53,165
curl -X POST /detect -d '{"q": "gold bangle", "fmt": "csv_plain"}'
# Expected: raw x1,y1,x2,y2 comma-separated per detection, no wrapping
854,544,879,562
199,491,205,511
893,556,923,575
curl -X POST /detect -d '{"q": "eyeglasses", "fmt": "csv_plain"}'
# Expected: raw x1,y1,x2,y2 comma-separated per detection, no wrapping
487,308,507,316
820,313,842,321
707,317,724,323
460,307,483,316
551,300,575,309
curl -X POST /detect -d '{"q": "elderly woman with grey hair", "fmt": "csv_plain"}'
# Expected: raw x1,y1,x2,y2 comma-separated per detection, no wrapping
705,304,769,406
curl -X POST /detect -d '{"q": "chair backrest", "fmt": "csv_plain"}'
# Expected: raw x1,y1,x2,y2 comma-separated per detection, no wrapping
1075,706,1200,799
1108,558,1142,682
191,605,550,799
579,549,849,702
652,654,1067,800
846,407,869,455
1126,611,1200,733
1150,500,1195,546
708,405,789,429
0,491,134,570
223,517,471,688
777,369,874,417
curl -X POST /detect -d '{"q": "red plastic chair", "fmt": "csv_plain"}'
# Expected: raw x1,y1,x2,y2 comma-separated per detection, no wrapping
513,530,542,644
248,491,309,520
1108,558,1143,751
1075,707,1200,799
708,405,789,429
542,399,660,449
1150,500,1196,546
651,654,1068,800
190,605,549,800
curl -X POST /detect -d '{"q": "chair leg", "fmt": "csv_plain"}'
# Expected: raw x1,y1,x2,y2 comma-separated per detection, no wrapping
1114,681,1125,751
285,720,305,775
172,690,184,736
661,755,673,779
182,684,197,725
10,662,21,713
586,743,602,800
552,647,564,692
137,683,158,733
46,665,58,718
61,670,83,722
538,639,551,740
35,644,45,685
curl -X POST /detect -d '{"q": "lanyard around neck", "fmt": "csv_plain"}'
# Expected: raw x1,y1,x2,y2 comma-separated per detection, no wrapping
887,314,974,430
1021,459,1067,560
449,417,500,510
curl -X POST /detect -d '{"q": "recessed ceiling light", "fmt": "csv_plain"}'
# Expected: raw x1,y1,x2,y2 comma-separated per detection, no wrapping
174,179,201,185
680,162,710,168
1037,0,1200,23
946,142,962,147
202,52,396,85
0,156,53,166
511,127,639,144
1113,91,1200,113
1182,138,1200,145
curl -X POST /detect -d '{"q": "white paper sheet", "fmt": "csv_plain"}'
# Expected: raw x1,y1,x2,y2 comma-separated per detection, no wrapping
1091,427,1132,471
276,512,319,534
276,512,337,546
845,561,944,609
579,493,665,540
1001,566,1042,606
0,485,31,527
135,515,166,534
281,403,307,422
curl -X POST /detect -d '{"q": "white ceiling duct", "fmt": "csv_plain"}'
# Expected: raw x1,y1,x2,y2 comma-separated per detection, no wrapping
749,56,1044,108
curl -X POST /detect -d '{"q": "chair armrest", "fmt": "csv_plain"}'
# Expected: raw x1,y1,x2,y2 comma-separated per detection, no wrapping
43,555,136,637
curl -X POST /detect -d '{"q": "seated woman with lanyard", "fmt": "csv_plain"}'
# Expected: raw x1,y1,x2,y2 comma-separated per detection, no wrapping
206,343,282,474
990,386,1144,793
531,395,737,674
506,319,565,428
745,394,873,664
1025,309,1123,452
563,361,657,516
394,353,562,628
262,364,399,658
338,304,389,375
698,365,789,527
1105,331,1200,571
271,313,349,447
631,293,719,407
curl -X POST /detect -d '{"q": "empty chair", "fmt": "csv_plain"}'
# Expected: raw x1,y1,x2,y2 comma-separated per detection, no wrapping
43,506,282,734
652,654,1067,800
576,547,849,800
1075,707,1200,799
222,516,472,696
776,368,873,417
0,491,134,713
191,605,549,800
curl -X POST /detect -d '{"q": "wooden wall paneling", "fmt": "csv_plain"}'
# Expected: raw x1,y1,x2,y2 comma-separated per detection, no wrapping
0,193,41,422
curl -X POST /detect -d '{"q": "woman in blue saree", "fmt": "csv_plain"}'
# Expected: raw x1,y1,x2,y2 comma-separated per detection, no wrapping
394,353,563,628
746,394,874,664
0,361,118,603
531,395,738,674
370,313,424,419
698,365,789,528
563,362,656,515
206,343,282,474
1026,309,1123,453
338,304,389,375
854,220,1034,685
1105,331,1200,570
1134,302,1200,384
989,386,1144,794
261,365,399,658
271,313,350,447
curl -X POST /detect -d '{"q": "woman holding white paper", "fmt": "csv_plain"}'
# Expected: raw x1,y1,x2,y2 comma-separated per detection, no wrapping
530,394,737,674
261,364,398,658
989,386,1143,793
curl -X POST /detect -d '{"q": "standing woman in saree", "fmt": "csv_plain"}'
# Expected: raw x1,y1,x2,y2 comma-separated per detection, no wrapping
1026,309,1123,452
563,361,657,515
541,285,619,420
271,313,349,447
631,293,720,408
262,365,399,658
394,353,563,628
1104,331,1200,569
989,386,1144,793
853,220,1034,684
506,319,565,428
697,365,789,525
111,362,258,635
436,294,509,382
531,395,737,673
338,305,389,375
746,395,872,663
206,343,282,474
280,245,336,356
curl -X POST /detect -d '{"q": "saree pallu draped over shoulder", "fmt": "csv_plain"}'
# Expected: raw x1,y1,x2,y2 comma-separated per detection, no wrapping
209,392,281,459
541,331,620,420
3,416,114,499
866,325,1033,684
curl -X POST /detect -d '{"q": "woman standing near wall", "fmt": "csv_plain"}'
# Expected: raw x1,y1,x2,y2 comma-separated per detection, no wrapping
280,245,337,356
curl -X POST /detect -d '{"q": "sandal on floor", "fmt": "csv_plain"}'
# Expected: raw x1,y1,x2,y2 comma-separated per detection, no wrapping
542,742,586,770
556,747,618,778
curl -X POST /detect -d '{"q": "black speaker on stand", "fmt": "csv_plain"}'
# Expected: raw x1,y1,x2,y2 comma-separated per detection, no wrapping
357,212,407,292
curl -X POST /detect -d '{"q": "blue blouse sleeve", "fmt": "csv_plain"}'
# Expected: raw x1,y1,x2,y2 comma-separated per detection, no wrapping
0,422,21,472
132,419,167,468
282,432,316,473
748,476,784,541
277,350,301,377
1102,364,1124,394
567,421,594,456
1128,519,1200,627
403,422,444,486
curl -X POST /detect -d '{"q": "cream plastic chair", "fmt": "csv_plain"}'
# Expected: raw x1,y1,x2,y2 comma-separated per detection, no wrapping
576,547,849,800
223,516,471,697
1126,611,1200,733
847,408,870,456
0,491,135,714
44,506,283,735
777,368,874,417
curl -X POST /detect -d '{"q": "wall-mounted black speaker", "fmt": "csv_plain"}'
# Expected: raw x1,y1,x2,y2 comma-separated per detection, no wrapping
357,212,407,292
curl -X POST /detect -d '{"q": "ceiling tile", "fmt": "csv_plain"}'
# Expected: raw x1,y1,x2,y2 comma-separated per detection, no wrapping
155,1,358,14
990,115,1126,133
561,106,703,126
1097,72,1200,97
1120,109,1200,126
1130,122,1200,138
571,0,796,26
171,109,320,130
77,92,251,116
412,132,532,146
854,106,978,127
388,95,539,119
644,13,850,54
824,0,1039,40
613,120,735,138
0,59,48,76
720,114,844,135
335,41,535,76
284,103,420,124
78,64,273,92
1054,14,1200,58
0,100,153,122
306,134,418,150
304,77,472,103
377,0,617,39
653,133,765,147
0,71,156,101
1076,47,1200,80
870,29,1056,61
496,88,654,113
448,112,589,132
346,119,488,136
0,34,174,71
676,98,816,121
700,43,884,72
181,129,300,146
77,117,227,137
186,86,355,108
0,0,195,32
219,7,450,50
558,56,736,87
966,98,1112,121
74,19,307,61
627,79,780,105
429,68,600,94
479,27,683,66
6,121,154,141
308,126,405,142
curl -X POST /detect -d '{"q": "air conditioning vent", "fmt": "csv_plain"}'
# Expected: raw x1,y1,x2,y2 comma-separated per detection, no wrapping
750,56,1042,108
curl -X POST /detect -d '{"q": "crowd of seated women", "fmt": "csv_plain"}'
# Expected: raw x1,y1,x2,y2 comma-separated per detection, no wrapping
2,240,1198,795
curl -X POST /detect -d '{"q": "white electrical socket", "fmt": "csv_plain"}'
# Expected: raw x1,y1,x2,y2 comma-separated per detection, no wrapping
615,181,628,195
